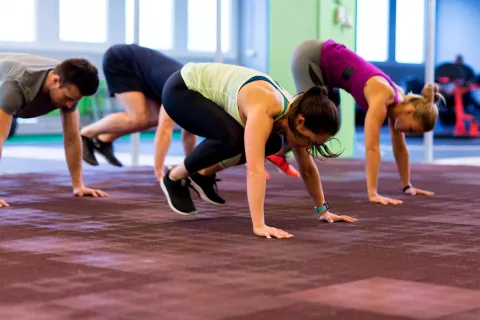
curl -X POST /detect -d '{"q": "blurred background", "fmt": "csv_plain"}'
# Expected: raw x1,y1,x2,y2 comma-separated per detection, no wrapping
2,0,480,171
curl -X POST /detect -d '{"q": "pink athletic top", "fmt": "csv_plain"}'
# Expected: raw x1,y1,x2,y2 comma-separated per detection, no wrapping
320,39,400,111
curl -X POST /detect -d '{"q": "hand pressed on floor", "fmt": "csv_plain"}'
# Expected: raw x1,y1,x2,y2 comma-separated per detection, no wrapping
319,211,357,223
404,187,434,196
253,225,294,239
73,186,108,198
369,194,403,205
0,199,9,207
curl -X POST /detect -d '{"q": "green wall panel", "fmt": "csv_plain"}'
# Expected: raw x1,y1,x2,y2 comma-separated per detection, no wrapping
268,0,357,158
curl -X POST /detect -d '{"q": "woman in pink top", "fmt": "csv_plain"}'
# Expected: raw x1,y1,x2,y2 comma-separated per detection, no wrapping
267,39,443,205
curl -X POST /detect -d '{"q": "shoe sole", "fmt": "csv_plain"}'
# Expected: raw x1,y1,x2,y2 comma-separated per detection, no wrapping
81,138,99,166
83,155,99,166
159,180,197,216
274,166,300,177
91,142,123,167
189,179,225,206
95,151,123,167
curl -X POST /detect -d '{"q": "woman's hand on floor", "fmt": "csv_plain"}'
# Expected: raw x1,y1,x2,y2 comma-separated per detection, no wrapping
404,187,434,196
0,198,9,207
369,194,403,205
319,211,357,223
253,224,294,239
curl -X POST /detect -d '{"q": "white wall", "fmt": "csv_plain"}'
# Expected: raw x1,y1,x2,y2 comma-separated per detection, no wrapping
436,0,480,71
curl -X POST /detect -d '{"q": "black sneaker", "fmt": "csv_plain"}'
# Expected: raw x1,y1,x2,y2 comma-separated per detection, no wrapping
160,170,197,215
190,173,226,205
81,135,99,166
93,138,123,167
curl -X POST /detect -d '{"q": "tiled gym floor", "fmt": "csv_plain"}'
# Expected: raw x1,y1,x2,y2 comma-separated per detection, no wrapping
0,159,479,319
1,129,479,319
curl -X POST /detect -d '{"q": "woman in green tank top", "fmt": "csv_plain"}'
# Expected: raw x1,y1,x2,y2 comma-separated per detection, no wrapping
158,63,357,239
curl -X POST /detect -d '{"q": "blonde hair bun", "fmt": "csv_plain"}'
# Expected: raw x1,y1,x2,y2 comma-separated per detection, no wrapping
422,83,441,104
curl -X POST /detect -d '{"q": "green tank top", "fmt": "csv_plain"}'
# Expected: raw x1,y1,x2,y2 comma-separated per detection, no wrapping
180,62,292,128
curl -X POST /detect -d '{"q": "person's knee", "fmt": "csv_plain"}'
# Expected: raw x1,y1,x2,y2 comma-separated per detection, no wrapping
211,136,244,168
115,92,152,128
147,112,159,128
127,111,151,129
145,99,160,128
224,134,244,156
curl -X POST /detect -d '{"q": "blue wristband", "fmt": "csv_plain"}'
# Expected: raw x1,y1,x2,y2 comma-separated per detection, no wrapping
314,201,330,214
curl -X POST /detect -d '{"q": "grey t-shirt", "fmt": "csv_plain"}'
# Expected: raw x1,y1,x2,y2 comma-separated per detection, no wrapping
0,54,76,118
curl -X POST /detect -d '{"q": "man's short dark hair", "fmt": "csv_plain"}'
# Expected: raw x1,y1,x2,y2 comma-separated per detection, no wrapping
54,58,99,96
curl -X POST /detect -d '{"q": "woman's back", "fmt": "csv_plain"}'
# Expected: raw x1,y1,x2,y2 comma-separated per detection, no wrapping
181,62,291,127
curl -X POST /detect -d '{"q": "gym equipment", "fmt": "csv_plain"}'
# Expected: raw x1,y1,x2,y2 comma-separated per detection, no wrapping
435,62,479,137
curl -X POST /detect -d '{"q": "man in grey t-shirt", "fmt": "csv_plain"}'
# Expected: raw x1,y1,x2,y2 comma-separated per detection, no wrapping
0,54,108,207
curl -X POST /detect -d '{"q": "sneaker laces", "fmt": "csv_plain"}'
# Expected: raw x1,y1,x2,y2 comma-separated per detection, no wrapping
200,174,221,193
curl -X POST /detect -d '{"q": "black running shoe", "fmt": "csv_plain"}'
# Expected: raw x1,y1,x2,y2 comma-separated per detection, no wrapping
81,135,99,166
160,169,197,215
190,173,226,205
93,138,123,167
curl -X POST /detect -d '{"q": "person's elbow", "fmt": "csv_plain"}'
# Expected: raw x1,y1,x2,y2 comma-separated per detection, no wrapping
365,144,380,154
297,155,317,178
155,126,174,144
246,160,265,176
299,166,315,180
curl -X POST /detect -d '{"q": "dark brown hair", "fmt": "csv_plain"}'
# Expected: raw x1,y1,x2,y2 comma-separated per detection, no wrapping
286,85,342,158
54,58,99,96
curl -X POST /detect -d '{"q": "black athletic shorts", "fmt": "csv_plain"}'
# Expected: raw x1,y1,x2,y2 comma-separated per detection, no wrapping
103,46,143,97
102,44,183,103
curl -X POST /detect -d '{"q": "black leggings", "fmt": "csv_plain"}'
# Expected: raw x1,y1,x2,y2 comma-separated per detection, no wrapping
162,70,283,174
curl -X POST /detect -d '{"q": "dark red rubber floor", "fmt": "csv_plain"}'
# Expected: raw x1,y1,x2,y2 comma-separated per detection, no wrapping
0,159,479,319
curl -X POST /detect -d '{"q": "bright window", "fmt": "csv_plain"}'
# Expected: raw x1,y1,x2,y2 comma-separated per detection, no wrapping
59,0,107,43
356,0,389,62
0,0,36,42
125,0,134,44
187,0,231,52
395,0,425,63
125,0,174,50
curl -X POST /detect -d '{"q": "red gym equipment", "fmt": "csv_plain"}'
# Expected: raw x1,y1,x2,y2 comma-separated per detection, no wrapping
436,63,479,137
453,83,479,136
438,77,479,136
